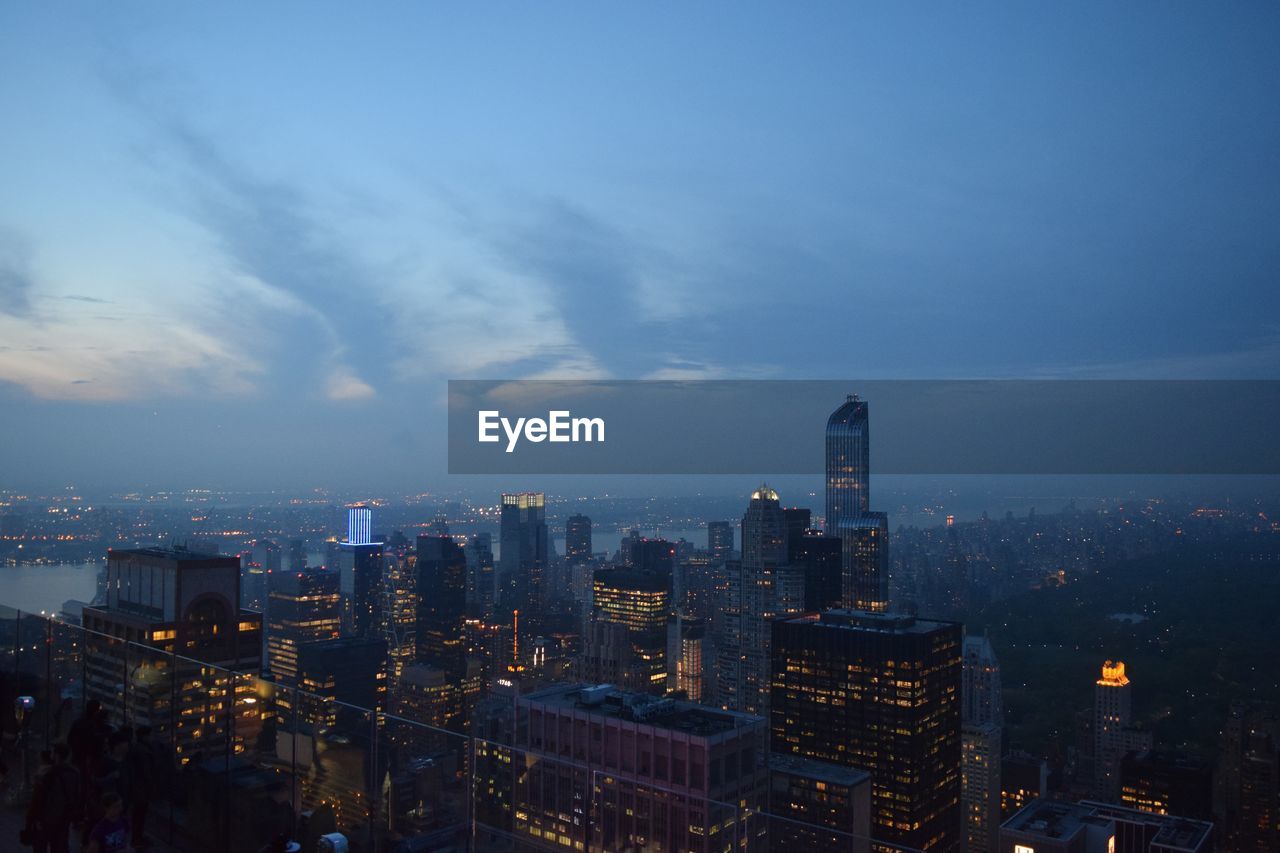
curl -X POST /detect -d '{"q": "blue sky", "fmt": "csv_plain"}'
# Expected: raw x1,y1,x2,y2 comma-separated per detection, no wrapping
1,3,1278,491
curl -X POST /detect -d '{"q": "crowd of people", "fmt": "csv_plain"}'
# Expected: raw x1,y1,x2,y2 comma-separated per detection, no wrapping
22,700,163,853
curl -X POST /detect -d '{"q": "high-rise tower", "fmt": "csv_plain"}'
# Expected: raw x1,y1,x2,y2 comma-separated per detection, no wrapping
415,534,468,678
826,394,870,525
771,609,963,852
825,395,889,611
961,635,1004,853
565,513,593,564
498,492,548,616
340,504,384,638
1094,660,1152,801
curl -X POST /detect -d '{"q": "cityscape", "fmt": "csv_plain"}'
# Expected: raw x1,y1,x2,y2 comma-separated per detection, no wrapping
3,4,1279,853
2,397,1277,852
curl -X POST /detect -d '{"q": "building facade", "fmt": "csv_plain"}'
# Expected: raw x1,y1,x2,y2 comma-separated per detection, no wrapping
771,609,963,852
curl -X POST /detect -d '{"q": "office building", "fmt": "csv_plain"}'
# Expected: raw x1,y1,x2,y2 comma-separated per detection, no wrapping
465,531,495,620
565,513,592,564
964,635,1004,726
378,550,418,685
667,613,706,701
825,395,890,611
415,534,467,678
340,506,384,638
499,492,548,616
1001,752,1050,819
826,393,870,523
999,798,1213,853
510,683,769,852
1217,703,1279,852
631,537,676,580
1095,661,1153,801
791,530,843,612
963,721,1002,853
718,485,805,718
708,520,734,563
295,635,388,725
82,547,263,763
267,567,342,686
963,635,1004,852
782,507,811,557
771,609,963,852
347,504,373,545
768,755,871,852
1119,750,1212,821
585,567,670,692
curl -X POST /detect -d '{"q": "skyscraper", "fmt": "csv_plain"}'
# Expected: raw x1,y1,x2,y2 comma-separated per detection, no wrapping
733,485,804,717
509,684,768,852
1119,749,1213,821
961,635,1003,853
825,394,870,525
961,724,1001,853
415,534,467,678
1094,660,1152,801
82,547,264,761
782,506,811,558
825,395,889,611
267,567,342,687
585,567,670,692
707,520,734,563
378,549,418,684
768,755,872,853
771,610,963,852
630,537,676,579
347,504,373,545
498,492,548,616
841,512,890,612
791,529,843,612
465,531,495,620
565,513,592,564
295,635,389,724
666,613,705,701
340,504,384,638
962,635,1004,726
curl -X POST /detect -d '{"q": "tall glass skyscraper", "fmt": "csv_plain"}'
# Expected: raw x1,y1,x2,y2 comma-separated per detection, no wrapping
825,394,870,526
498,492,548,616
825,395,888,611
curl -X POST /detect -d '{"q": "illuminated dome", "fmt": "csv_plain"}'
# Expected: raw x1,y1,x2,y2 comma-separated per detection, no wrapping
751,484,779,502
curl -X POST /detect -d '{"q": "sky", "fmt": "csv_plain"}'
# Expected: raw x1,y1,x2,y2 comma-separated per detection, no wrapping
1,3,1278,493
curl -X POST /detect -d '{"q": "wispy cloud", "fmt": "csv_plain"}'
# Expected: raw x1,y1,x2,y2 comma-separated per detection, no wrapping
0,228,34,318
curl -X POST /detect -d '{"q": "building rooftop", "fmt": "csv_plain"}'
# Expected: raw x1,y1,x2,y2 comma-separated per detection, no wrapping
769,754,870,787
1003,799,1099,841
1004,798,1213,852
781,608,960,635
521,683,763,738
1080,801,1213,852
107,545,232,562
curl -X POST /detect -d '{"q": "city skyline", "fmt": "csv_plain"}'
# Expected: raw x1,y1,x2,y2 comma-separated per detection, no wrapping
2,5,1277,851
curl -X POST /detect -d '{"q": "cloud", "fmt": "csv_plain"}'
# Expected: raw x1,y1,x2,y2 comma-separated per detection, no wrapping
0,228,34,317
0,316,261,401
326,367,376,401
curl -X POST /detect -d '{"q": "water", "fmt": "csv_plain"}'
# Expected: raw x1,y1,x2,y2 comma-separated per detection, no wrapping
2,561,101,615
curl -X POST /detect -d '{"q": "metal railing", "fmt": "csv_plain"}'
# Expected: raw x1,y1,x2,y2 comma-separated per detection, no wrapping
0,605,912,853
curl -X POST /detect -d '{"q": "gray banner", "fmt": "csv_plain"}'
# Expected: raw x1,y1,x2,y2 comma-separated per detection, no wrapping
447,380,1280,475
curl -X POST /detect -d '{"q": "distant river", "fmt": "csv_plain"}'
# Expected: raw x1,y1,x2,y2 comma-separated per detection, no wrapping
2,561,101,615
